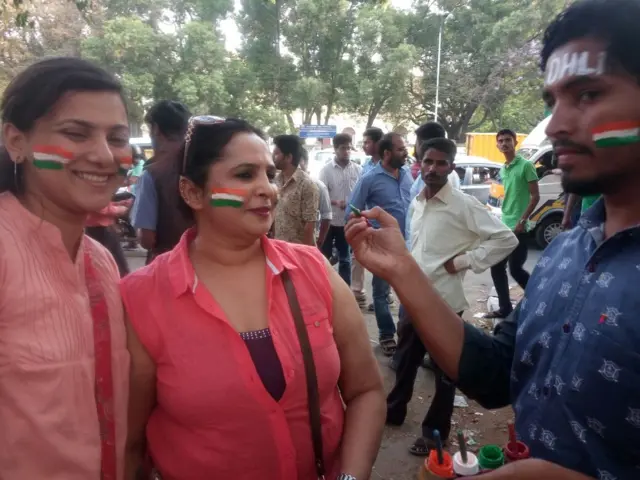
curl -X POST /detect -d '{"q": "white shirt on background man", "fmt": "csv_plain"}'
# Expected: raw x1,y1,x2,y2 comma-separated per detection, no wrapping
408,181,518,313
319,159,362,227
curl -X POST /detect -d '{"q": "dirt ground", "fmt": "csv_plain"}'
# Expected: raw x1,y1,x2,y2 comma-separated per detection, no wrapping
369,286,526,480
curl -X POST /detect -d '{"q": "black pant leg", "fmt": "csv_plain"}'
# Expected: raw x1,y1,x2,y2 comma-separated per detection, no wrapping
421,312,463,441
508,234,530,289
490,257,513,314
386,307,427,424
321,226,335,260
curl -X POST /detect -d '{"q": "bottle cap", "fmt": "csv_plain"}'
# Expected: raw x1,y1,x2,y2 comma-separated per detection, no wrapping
426,449,454,478
477,445,505,470
504,440,530,461
452,451,480,476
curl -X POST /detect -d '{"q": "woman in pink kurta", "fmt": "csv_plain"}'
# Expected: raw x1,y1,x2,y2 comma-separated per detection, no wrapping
0,57,132,479
123,119,385,479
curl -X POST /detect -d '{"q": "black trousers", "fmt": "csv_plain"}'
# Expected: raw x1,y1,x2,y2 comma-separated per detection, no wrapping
321,226,351,286
490,233,530,314
85,226,130,278
386,306,461,441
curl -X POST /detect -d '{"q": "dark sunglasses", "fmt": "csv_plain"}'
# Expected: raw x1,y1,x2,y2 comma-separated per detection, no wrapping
182,115,225,173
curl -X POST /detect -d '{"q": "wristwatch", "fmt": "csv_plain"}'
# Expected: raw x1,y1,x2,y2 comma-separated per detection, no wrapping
337,475,357,480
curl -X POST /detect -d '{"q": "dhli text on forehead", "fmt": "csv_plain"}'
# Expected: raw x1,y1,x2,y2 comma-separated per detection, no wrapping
545,51,607,86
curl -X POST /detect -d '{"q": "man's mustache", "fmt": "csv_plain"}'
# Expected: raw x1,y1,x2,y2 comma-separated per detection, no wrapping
552,139,593,155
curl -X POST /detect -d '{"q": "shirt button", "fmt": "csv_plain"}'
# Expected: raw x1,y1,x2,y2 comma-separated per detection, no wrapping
314,321,320,327
562,323,571,334
542,386,550,397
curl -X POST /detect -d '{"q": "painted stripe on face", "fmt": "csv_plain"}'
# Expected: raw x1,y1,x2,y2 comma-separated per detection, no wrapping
118,156,133,175
32,145,74,170
210,188,247,208
593,122,640,148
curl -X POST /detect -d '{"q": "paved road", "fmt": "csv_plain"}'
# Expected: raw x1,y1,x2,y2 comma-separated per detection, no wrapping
125,245,542,479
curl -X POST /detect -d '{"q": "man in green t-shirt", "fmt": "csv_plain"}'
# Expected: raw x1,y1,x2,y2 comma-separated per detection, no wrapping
486,129,540,319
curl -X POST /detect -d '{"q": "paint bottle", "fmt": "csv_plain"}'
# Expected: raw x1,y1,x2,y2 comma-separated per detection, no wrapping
503,423,530,463
417,430,455,480
477,445,505,472
452,431,480,477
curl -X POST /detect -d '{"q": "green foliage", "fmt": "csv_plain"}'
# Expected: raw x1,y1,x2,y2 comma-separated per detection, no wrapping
1,0,570,138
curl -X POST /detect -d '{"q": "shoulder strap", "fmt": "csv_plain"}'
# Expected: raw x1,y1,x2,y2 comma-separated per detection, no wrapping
83,238,117,480
281,269,325,479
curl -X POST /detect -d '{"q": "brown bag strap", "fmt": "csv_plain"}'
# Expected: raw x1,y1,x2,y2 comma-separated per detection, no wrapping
281,269,326,479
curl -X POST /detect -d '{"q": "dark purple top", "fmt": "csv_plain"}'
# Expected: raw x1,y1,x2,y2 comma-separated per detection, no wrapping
240,328,286,401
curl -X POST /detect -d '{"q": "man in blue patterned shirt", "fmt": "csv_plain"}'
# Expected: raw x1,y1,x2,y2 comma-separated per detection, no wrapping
345,0,640,478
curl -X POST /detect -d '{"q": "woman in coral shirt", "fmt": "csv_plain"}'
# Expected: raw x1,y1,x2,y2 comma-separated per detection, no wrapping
0,57,131,479
122,117,385,480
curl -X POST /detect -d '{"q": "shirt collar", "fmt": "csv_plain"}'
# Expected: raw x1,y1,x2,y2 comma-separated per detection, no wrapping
578,197,640,244
504,155,523,169
168,228,299,297
417,180,452,205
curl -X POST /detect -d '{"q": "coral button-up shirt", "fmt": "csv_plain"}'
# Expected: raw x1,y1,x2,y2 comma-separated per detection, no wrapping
121,229,345,480
0,192,129,479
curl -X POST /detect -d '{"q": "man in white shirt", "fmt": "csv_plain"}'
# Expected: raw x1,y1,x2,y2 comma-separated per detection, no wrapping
319,133,362,285
386,137,518,456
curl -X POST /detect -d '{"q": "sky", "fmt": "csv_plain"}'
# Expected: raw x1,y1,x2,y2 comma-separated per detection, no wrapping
220,0,415,51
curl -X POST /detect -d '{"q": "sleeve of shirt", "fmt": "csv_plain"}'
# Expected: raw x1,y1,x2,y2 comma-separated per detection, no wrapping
457,306,518,409
347,175,368,222
449,171,461,190
131,171,158,231
409,176,423,200
454,196,519,274
301,180,320,223
317,181,333,220
405,199,415,250
524,160,539,182
318,166,328,189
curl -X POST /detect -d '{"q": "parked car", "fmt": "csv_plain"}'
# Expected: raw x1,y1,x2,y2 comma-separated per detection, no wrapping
453,155,503,204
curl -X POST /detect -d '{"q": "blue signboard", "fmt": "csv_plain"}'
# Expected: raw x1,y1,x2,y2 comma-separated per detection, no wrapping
299,124,337,139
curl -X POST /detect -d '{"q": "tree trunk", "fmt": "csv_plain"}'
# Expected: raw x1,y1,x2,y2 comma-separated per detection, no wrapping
315,108,322,125
303,109,314,124
366,102,382,128
286,113,295,132
323,102,333,125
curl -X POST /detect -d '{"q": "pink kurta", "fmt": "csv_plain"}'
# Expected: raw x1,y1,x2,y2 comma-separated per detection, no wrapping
0,192,130,479
121,230,345,480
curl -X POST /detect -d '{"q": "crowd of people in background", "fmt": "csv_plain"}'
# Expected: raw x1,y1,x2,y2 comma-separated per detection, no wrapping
1,1,640,479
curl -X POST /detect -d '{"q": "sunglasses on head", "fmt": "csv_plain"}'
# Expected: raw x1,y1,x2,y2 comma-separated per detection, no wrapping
182,115,225,173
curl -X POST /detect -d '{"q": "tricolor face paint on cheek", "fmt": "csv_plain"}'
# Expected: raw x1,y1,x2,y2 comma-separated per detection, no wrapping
32,145,74,170
210,188,247,208
117,156,133,175
545,51,607,87
593,121,640,148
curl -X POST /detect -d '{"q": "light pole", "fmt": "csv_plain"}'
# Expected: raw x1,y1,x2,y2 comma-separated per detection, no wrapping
434,12,451,122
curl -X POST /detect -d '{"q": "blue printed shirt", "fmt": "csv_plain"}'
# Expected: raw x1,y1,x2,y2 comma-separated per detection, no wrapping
347,163,413,236
510,199,640,478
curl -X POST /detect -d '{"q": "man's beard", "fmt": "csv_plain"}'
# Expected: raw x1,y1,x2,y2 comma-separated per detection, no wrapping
561,172,613,196
390,156,406,169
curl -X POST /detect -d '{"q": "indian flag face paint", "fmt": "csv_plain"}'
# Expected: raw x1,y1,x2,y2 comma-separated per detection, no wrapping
32,145,74,170
117,156,133,175
210,188,247,208
593,121,640,148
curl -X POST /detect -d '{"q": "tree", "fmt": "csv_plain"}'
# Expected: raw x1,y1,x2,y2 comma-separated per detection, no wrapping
405,0,567,140
343,5,416,127
82,16,173,126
